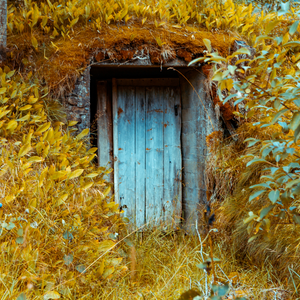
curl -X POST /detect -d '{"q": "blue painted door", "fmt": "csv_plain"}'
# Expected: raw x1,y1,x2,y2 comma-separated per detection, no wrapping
113,79,182,228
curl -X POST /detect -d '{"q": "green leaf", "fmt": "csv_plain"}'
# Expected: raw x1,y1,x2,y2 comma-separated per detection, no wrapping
290,112,300,130
75,264,86,273
232,47,251,56
64,254,73,266
196,262,208,269
283,41,300,47
249,190,265,202
247,139,260,147
294,123,300,142
17,228,23,236
286,178,300,188
16,237,24,244
246,157,267,167
250,183,270,189
293,214,300,224
6,223,15,230
268,190,280,204
260,205,275,219
289,20,300,35
16,293,26,300
248,235,258,243
124,238,134,247
271,109,288,125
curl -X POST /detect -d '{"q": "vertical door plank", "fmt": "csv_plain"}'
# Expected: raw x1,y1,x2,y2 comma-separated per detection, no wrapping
97,81,113,181
112,78,119,204
146,87,164,225
163,86,182,225
135,87,146,228
117,86,136,221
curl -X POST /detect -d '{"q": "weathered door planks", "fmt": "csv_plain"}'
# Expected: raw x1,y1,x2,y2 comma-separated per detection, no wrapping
163,86,182,224
135,86,146,228
146,86,164,224
97,81,113,181
108,78,182,228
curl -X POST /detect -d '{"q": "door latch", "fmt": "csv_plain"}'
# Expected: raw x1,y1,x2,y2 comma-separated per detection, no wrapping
174,105,179,116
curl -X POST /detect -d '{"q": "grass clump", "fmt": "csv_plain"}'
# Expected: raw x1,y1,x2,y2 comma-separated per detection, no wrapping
99,226,291,299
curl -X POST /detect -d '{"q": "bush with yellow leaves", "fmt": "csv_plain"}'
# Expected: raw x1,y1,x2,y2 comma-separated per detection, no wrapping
0,67,125,298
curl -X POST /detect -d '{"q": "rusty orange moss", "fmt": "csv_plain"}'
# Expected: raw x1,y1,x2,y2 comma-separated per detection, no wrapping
7,22,236,97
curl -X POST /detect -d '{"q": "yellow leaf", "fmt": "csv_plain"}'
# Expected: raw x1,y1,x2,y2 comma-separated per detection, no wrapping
98,240,115,252
56,193,68,205
27,96,39,104
69,17,79,28
36,122,51,133
43,291,60,299
18,143,32,157
51,170,67,180
81,182,94,190
85,172,98,178
265,20,281,35
68,169,84,180
27,156,43,163
17,113,30,122
225,79,234,91
29,198,37,213
6,120,18,130
68,121,78,126
76,128,89,140
203,38,212,52
43,144,50,158
19,105,32,111
5,194,15,203
39,167,48,187
108,257,122,266
87,147,98,154
98,259,105,276
0,165,8,177
102,266,114,279
31,36,38,49
282,32,290,45
103,186,111,197
0,109,10,119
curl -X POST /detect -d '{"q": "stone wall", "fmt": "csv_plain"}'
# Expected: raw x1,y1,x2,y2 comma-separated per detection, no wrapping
65,67,90,133
0,0,7,63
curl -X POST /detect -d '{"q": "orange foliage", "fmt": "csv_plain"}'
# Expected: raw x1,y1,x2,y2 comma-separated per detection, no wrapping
7,22,235,98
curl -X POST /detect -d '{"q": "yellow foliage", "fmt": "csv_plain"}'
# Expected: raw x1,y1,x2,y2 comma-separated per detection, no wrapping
0,68,124,297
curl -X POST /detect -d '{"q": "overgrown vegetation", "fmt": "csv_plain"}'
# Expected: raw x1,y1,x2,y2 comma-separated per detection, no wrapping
1,0,300,298
0,68,127,298
193,0,300,295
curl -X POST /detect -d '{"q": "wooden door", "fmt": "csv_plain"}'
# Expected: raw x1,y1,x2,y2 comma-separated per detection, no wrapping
112,78,182,228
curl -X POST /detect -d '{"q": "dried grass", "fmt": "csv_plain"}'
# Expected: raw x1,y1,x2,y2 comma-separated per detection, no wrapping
96,225,293,299
206,120,300,295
